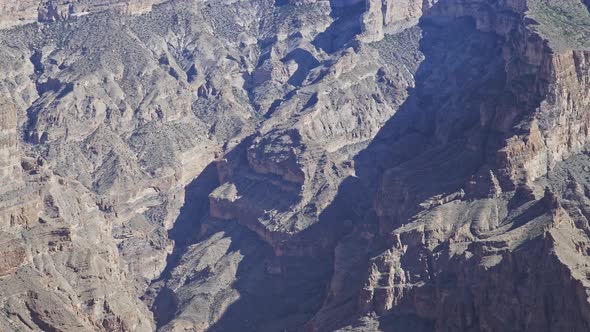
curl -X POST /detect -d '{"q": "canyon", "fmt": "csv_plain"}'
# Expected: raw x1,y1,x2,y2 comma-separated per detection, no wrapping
0,0,590,331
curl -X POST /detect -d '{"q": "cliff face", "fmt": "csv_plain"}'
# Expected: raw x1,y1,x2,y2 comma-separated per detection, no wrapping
0,0,590,331
0,0,168,27
342,1,590,330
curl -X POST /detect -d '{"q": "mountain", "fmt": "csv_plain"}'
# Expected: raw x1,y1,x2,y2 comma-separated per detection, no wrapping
0,0,590,331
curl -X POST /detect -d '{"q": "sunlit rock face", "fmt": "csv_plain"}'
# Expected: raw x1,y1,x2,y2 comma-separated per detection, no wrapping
1,0,590,331
0,0,168,27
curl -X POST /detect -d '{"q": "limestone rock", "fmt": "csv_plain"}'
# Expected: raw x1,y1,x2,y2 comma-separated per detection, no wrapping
1,0,590,331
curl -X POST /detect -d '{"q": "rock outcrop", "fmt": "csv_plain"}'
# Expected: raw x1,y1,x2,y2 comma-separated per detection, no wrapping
1,0,590,331
0,0,169,27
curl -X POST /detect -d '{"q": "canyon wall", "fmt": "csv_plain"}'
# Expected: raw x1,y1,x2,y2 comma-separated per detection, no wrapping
0,0,169,27
0,0,589,331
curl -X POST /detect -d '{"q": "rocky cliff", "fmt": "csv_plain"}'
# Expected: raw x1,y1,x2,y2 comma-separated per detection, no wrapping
0,0,590,331
0,0,168,27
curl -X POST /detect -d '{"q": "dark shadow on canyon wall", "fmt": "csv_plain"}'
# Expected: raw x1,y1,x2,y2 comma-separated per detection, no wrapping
322,11,575,331
150,137,333,331
205,227,333,332
283,48,321,87
203,141,337,331
353,15,507,224
154,10,516,332
208,14,509,332
150,162,220,325
322,16,508,330
313,0,365,53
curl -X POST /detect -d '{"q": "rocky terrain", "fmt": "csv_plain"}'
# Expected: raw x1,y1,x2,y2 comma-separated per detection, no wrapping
0,0,590,331
0,0,168,28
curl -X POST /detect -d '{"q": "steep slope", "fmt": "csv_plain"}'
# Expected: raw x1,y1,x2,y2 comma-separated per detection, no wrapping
0,0,589,331
0,0,169,28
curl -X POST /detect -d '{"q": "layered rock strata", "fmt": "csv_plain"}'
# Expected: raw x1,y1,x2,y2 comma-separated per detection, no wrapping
0,0,589,331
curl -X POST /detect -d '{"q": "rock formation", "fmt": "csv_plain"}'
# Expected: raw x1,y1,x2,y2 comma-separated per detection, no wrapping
0,0,590,331
0,0,168,27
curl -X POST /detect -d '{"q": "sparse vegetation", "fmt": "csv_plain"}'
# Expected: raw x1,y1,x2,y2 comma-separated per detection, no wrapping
528,0,590,50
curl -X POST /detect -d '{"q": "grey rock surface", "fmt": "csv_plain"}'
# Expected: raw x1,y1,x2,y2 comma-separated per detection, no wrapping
0,0,590,331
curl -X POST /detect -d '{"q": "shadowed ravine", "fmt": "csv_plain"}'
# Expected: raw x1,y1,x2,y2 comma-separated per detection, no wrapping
153,13,513,331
